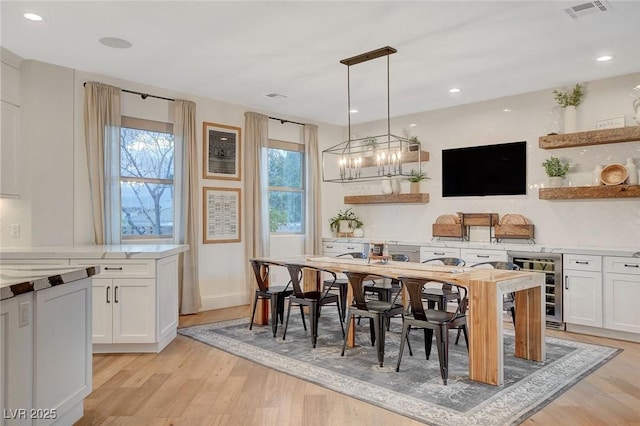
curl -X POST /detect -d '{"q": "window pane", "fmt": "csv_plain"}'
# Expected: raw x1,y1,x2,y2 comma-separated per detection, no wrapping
121,181,174,237
269,190,303,233
268,148,302,188
121,127,174,180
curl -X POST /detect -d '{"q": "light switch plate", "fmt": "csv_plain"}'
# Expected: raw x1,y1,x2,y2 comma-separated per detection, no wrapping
18,301,30,327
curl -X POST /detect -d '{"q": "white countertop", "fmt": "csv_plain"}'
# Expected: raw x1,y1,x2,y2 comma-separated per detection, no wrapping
0,244,188,260
322,237,639,258
0,264,98,300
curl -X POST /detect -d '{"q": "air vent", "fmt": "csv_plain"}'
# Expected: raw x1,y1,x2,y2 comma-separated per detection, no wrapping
564,1,612,19
266,93,287,98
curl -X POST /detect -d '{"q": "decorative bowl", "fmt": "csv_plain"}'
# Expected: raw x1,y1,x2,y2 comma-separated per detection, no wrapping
600,164,628,186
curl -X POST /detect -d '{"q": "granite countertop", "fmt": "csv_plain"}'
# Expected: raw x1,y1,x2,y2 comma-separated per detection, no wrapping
0,264,98,300
322,237,640,258
0,244,188,260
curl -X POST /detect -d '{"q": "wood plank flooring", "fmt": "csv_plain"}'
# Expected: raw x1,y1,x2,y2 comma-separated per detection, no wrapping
76,306,640,425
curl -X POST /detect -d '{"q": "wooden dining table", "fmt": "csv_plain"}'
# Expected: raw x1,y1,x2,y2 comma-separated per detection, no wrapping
251,255,546,386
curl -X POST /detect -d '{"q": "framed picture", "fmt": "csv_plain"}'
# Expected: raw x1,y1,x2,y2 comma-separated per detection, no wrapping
203,187,241,243
203,122,242,181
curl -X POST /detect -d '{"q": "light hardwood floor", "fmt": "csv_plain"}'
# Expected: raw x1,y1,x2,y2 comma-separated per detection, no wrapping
77,306,640,425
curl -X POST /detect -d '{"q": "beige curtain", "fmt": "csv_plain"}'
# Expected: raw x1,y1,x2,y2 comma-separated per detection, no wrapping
83,82,121,244
304,124,322,255
174,100,202,314
244,112,270,295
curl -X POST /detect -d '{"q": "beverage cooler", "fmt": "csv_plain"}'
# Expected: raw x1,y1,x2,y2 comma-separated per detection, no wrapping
507,251,564,329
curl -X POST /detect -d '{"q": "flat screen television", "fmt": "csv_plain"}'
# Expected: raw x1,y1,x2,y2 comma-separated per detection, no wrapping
442,141,527,197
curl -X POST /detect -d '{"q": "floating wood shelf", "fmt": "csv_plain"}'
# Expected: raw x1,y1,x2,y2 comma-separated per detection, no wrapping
358,150,429,168
539,185,640,200
539,127,640,149
344,193,429,204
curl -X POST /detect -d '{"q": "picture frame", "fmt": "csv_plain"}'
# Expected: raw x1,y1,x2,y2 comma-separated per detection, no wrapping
203,122,242,181
203,187,241,243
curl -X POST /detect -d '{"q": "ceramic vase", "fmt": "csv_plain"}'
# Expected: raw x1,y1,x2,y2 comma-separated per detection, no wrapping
548,176,564,188
563,106,577,133
352,228,364,238
633,98,640,125
625,158,638,185
391,178,401,194
381,177,393,194
410,182,421,194
338,220,351,234
593,165,603,186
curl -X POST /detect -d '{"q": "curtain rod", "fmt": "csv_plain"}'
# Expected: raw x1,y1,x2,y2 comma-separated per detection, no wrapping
82,82,175,102
269,116,304,126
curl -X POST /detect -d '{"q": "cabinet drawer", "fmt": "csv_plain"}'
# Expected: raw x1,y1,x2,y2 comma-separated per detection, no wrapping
341,242,365,253
322,242,341,255
564,254,602,272
461,248,507,265
420,247,460,260
604,256,640,275
70,260,155,278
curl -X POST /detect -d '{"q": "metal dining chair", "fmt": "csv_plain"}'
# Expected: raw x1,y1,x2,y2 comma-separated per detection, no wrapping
420,257,466,311
363,253,410,302
322,252,369,319
249,259,294,337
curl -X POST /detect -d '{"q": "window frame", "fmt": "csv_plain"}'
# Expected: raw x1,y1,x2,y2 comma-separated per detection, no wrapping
267,139,305,235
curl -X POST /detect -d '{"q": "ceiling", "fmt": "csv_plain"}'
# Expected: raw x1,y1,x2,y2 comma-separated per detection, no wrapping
2,1,639,126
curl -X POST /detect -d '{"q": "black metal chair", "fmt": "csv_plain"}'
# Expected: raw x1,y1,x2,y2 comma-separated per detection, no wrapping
322,252,369,319
363,253,410,302
283,263,345,348
396,277,469,385
249,260,294,337
420,257,466,311
470,261,520,325
341,271,408,367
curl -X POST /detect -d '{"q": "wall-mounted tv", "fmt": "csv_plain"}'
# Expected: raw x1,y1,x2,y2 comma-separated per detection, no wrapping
442,141,527,197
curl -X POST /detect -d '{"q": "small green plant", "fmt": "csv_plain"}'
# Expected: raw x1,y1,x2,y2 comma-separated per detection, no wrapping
406,169,430,183
542,156,570,177
552,84,584,108
329,208,363,232
363,137,377,147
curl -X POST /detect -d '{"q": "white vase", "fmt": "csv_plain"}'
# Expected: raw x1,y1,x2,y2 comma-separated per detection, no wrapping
338,220,351,234
548,176,564,187
563,106,577,133
633,97,640,125
625,158,638,185
352,228,364,238
593,165,603,186
391,178,401,194
381,177,393,194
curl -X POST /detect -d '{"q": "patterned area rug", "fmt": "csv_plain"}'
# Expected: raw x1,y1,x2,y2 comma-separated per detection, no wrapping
179,314,620,425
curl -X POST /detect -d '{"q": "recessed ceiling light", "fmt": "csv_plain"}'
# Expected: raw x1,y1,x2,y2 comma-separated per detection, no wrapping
98,37,132,49
503,108,512,113
409,123,417,127
635,84,640,90
596,55,612,62
23,12,43,21
449,88,460,93
349,109,359,113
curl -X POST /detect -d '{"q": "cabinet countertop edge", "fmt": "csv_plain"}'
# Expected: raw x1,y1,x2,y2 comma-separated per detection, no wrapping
0,244,188,260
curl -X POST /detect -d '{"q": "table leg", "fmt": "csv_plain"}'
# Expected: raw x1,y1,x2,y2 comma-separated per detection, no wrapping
467,279,502,385
514,286,545,361
254,265,269,325
346,280,355,347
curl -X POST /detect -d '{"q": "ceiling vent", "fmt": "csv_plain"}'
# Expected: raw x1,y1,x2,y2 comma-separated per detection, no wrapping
564,1,612,19
266,93,287,98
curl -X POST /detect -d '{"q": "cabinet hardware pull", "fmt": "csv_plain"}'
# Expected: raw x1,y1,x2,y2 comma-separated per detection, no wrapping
565,275,569,290
476,254,490,258
105,267,123,271
624,263,639,268
106,286,111,303
575,261,589,265
326,245,334,249
114,286,119,303
434,252,445,256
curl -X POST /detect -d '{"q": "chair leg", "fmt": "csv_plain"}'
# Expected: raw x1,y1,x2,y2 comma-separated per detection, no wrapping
461,324,469,350
282,298,293,341
336,301,345,337
435,326,449,385
424,329,434,360
299,305,307,331
369,318,375,346
339,284,348,320
341,310,353,356
249,293,259,330
311,302,319,348
375,315,386,367
510,306,516,326
396,322,410,372
270,295,278,338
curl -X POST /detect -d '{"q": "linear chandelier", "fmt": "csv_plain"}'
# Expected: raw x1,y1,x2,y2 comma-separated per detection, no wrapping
322,46,422,183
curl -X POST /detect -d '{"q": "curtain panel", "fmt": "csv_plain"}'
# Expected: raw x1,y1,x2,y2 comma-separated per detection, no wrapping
304,124,322,255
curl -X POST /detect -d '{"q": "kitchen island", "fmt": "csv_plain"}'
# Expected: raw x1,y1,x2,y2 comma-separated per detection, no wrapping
1,264,96,425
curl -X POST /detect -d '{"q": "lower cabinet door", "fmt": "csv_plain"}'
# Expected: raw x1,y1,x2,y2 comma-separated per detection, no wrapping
604,273,640,333
564,270,603,327
92,278,113,344
112,278,156,343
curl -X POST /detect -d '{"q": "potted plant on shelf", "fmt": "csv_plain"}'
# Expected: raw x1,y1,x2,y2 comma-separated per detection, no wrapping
329,208,363,236
552,83,584,133
406,169,430,193
542,156,570,187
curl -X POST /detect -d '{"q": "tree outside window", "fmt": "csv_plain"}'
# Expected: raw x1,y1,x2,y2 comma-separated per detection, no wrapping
268,143,304,234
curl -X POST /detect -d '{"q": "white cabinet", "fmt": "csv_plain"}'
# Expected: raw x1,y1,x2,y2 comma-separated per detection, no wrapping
604,256,640,334
322,241,366,256
460,248,507,266
71,255,179,353
420,246,461,262
563,254,602,327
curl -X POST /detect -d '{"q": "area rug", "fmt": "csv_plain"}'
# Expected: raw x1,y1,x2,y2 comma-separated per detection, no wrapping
178,315,620,425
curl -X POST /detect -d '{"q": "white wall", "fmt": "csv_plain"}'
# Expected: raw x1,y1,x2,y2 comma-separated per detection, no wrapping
326,73,640,249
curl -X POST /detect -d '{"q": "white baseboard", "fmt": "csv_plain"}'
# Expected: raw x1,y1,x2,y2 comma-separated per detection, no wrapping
200,291,250,311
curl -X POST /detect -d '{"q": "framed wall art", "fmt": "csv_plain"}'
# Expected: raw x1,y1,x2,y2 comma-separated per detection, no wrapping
203,122,242,181
203,187,241,243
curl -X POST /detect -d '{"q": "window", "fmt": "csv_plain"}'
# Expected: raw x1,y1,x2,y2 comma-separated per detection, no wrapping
120,116,174,239
267,140,305,234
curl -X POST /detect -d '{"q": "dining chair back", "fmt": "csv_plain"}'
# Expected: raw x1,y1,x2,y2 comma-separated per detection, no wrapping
341,271,407,367
364,253,410,302
420,257,466,312
396,277,469,385
323,251,368,318
282,263,345,348
249,260,293,337
470,261,520,326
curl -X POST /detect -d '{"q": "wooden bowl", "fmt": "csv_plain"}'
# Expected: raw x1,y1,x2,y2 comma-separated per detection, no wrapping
600,164,628,186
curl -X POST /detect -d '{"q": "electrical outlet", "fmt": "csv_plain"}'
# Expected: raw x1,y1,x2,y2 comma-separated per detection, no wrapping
10,224,20,238
19,301,30,327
